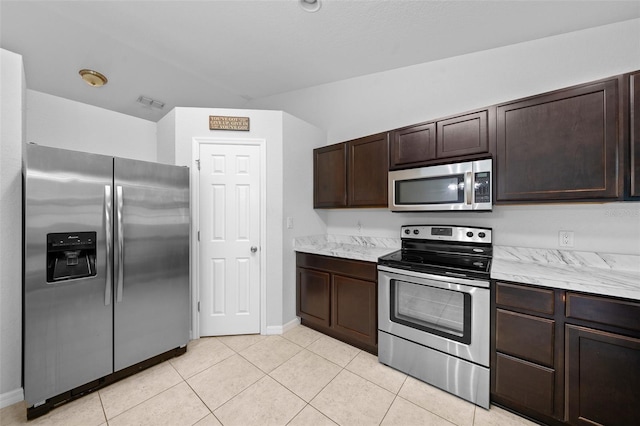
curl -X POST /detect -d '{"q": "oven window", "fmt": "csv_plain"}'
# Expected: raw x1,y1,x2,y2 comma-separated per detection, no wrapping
390,279,471,344
395,175,464,205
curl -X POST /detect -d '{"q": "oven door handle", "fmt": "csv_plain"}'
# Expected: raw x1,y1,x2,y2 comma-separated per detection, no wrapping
377,264,490,289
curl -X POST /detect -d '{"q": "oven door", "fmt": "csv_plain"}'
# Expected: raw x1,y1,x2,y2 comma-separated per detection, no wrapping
378,265,490,367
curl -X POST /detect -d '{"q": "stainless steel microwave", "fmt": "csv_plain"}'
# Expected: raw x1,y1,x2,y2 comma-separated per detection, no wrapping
388,159,492,212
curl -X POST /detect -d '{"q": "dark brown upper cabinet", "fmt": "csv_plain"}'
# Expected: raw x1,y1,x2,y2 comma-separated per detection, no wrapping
630,71,640,198
313,143,348,208
389,110,489,170
495,77,622,203
314,133,389,209
389,122,436,169
437,110,489,158
348,133,389,207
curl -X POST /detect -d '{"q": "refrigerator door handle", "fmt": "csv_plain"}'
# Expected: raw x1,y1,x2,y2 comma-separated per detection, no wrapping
104,185,112,306
116,185,124,303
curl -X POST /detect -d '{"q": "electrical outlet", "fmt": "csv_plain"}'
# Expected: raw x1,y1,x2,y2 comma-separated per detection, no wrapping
357,220,362,233
286,217,294,229
558,231,574,247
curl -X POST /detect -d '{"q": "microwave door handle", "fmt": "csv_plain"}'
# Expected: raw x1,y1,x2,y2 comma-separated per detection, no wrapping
464,172,473,205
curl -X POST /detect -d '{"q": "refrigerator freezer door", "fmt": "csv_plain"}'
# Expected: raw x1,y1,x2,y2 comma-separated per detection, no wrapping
113,158,190,371
24,144,114,406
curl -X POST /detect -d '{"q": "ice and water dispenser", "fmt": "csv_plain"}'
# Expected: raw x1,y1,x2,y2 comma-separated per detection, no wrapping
46,232,97,282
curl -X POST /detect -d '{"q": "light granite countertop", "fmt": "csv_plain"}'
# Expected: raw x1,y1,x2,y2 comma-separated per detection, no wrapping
491,246,640,301
293,234,400,263
294,235,640,301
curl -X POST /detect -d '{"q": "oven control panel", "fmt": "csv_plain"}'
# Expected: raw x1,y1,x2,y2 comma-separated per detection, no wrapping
401,225,492,244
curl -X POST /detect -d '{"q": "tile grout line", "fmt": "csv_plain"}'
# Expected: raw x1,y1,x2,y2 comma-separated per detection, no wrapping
182,375,220,426
100,361,183,424
97,390,109,426
280,330,466,425
276,330,348,425
104,379,187,425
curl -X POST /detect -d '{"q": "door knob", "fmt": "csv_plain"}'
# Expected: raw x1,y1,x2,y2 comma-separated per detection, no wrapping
251,246,258,253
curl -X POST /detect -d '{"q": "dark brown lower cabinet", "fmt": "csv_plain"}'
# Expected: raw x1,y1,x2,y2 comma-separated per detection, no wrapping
296,268,330,329
492,281,563,424
565,325,640,426
296,252,377,354
332,274,377,348
493,281,640,426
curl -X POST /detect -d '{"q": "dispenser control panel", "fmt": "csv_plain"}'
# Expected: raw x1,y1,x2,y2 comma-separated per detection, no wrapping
46,232,97,282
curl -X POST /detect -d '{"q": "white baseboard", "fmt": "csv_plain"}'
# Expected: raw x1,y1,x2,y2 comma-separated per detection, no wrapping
0,387,23,409
283,317,301,333
264,317,301,335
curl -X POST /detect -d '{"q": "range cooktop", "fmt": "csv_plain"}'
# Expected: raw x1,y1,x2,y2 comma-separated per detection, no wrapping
378,225,493,280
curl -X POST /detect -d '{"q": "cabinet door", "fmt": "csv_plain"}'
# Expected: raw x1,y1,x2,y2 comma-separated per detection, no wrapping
631,72,640,197
436,110,488,158
389,122,436,169
296,267,331,328
496,78,620,202
565,324,640,426
314,144,347,208
348,133,389,207
331,274,377,349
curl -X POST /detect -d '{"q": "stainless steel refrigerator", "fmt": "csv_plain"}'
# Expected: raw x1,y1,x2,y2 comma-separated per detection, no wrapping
23,144,190,414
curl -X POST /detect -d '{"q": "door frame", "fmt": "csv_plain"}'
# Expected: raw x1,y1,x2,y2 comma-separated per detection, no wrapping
191,137,267,338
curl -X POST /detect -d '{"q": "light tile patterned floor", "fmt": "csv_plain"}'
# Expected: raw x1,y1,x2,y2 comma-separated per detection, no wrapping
0,325,538,426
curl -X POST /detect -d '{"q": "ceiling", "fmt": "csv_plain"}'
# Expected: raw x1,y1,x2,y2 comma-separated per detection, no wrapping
1,0,639,122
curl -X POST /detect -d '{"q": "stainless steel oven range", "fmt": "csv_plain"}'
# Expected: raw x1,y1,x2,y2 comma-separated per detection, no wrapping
378,225,492,408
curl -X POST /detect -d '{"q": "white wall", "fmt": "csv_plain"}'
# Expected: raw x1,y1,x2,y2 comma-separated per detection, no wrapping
282,113,327,325
26,90,157,161
0,49,26,407
156,108,176,164
248,19,640,255
249,19,640,144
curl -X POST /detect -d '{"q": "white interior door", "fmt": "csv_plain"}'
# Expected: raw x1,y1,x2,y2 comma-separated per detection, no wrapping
199,142,261,336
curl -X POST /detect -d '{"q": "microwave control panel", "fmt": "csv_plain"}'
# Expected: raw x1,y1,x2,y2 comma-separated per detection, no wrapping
474,172,491,203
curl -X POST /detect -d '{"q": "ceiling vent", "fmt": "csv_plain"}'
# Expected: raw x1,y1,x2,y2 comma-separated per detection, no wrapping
136,96,165,109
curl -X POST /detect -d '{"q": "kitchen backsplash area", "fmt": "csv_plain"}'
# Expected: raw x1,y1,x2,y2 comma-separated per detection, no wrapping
320,202,640,255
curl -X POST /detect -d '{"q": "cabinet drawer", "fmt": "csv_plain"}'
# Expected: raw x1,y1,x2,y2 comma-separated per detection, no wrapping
566,292,640,333
296,252,377,281
495,281,554,315
495,353,555,417
496,309,555,367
